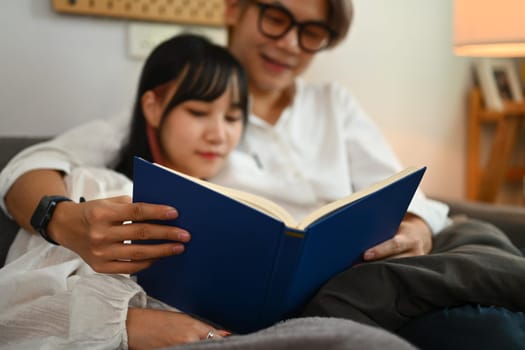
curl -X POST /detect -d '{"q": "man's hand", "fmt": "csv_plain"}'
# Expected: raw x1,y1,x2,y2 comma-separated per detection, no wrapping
48,196,191,274
363,214,432,261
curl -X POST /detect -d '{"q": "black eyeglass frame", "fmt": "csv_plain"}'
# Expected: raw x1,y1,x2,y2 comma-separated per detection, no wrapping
252,1,338,53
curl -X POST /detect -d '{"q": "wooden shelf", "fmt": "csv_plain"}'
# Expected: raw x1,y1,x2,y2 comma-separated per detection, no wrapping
466,88,525,203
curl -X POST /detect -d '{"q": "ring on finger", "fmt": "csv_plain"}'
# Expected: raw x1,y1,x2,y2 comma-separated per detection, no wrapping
206,329,215,339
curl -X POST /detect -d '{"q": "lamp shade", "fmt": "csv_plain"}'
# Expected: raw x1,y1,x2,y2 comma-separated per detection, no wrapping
454,0,525,57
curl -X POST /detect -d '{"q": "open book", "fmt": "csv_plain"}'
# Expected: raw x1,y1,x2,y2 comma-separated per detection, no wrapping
132,157,426,333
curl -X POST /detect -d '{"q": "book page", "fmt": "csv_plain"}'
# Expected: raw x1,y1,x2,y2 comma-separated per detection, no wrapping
296,166,421,230
154,163,297,226
154,162,421,231
204,182,297,226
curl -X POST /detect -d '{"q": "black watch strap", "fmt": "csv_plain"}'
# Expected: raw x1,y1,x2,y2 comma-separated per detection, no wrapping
30,195,72,245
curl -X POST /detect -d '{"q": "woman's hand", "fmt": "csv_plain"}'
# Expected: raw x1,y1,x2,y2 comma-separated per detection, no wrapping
48,195,191,274
363,214,432,261
126,308,229,350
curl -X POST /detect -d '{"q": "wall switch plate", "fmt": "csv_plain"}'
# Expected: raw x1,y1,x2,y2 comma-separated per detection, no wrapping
128,22,227,59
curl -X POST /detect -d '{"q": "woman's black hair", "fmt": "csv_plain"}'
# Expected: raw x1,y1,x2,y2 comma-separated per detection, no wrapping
115,33,249,179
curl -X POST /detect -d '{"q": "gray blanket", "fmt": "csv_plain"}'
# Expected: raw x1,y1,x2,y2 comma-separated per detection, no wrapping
173,317,416,350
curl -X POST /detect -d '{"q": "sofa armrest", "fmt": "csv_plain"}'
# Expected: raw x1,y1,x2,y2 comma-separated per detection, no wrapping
435,197,525,249
0,210,18,266
0,136,50,267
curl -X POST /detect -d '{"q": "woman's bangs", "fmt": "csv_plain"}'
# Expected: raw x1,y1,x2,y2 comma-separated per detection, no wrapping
159,43,249,124
180,60,236,103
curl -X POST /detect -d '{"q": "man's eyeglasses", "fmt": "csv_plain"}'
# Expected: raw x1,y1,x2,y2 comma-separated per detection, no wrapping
251,1,337,53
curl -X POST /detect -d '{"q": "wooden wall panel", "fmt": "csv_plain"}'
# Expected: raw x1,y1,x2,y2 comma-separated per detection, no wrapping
51,0,225,26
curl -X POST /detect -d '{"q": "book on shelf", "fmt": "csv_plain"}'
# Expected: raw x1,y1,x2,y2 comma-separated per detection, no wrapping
132,156,426,333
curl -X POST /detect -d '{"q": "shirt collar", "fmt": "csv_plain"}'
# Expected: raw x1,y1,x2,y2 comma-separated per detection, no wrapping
248,79,303,130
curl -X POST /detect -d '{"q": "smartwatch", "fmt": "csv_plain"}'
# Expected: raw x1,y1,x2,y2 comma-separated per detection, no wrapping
30,195,72,245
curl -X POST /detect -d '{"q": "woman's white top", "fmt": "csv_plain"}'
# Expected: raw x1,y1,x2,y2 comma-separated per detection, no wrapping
0,168,172,349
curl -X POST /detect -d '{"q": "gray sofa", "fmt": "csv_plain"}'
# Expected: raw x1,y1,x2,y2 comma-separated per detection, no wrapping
0,137,50,265
1,135,524,266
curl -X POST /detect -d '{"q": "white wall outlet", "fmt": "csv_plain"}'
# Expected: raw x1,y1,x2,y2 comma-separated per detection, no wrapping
128,22,227,60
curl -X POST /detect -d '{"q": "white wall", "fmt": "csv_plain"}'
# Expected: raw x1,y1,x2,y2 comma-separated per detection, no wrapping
0,0,473,200
304,0,473,200
0,1,142,135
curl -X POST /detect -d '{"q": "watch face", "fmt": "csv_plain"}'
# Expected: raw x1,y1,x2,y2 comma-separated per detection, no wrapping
30,196,71,244
36,202,53,228
30,197,50,231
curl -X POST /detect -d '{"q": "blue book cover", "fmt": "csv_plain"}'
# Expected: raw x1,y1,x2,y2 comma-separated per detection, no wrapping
132,157,426,333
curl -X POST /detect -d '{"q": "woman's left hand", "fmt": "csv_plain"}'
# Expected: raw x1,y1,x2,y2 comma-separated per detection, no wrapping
363,214,432,261
126,308,230,350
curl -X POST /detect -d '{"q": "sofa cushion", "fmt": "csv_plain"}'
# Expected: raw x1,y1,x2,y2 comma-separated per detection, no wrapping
0,137,49,170
439,197,525,249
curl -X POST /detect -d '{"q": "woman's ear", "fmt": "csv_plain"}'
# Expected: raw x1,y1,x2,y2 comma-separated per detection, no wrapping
224,0,242,26
141,90,162,128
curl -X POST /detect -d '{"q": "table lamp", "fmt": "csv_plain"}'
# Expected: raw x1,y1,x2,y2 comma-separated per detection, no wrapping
453,0,525,57
454,0,525,204
454,0,525,111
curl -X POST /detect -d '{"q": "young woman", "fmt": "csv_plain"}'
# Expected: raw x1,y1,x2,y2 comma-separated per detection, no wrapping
0,33,248,349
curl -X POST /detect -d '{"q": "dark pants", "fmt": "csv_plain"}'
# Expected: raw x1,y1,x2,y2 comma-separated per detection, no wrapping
397,304,525,350
301,220,525,348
